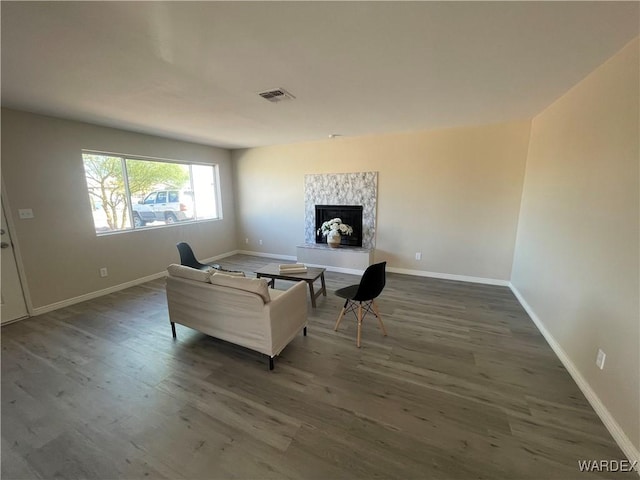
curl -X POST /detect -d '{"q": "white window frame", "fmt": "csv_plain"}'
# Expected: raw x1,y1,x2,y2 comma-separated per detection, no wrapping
82,150,222,236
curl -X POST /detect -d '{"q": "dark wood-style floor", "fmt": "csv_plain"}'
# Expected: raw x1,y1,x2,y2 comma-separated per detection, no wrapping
1,254,631,479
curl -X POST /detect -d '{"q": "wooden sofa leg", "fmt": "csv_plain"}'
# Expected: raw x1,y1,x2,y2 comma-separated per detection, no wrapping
268,356,274,371
171,322,176,338
303,326,307,336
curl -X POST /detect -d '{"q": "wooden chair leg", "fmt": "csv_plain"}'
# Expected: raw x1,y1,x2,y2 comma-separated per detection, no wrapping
372,300,387,336
334,300,348,331
356,304,363,348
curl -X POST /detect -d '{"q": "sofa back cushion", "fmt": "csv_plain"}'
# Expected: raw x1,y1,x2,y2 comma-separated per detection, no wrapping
214,270,246,277
210,273,271,303
167,264,212,282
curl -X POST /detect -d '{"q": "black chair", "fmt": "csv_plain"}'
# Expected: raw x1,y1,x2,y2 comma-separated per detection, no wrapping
176,242,220,271
334,261,387,347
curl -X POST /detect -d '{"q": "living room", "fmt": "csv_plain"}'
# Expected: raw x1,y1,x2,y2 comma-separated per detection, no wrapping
1,2,638,478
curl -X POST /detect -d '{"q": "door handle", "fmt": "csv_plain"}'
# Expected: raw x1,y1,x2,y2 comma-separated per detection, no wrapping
1,242,10,249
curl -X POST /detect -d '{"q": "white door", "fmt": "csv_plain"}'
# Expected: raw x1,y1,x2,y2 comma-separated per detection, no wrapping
1,203,28,324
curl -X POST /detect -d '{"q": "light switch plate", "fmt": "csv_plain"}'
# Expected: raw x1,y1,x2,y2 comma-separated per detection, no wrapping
18,208,34,219
596,349,606,370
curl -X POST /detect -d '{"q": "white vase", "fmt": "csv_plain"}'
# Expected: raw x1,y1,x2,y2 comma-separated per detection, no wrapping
327,231,341,248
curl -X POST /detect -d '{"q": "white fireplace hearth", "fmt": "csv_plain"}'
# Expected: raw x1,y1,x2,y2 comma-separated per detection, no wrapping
296,243,372,274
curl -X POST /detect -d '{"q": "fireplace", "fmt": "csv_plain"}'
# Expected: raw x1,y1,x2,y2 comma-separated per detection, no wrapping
304,172,377,249
315,205,363,247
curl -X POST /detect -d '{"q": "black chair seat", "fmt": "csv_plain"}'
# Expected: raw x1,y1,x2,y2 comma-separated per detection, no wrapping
335,284,359,300
334,261,387,347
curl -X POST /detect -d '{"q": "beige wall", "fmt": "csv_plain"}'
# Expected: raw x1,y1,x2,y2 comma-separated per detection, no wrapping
511,38,639,453
232,120,531,281
1,109,236,310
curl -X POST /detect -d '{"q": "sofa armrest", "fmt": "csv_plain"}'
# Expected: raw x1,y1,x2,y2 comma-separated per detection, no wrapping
267,281,308,355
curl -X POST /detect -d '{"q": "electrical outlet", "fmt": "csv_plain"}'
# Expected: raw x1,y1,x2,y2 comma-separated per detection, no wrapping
415,252,422,260
18,208,34,219
245,238,249,244
596,349,606,370
99,267,108,278
259,239,263,245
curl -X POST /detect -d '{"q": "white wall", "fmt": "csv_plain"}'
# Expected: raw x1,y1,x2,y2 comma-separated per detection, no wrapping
511,38,639,458
1,108,236,311
232,120,531,282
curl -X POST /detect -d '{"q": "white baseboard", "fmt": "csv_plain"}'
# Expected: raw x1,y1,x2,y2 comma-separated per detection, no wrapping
387,266,510,286
509,283,640,473
32,250,242,317
236,253,509,283
202,250,241,264
32,270,168,316
238,254,513,281
28,249,339,318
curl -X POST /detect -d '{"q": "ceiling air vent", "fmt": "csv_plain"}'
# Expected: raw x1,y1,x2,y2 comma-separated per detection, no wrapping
258,88,295,103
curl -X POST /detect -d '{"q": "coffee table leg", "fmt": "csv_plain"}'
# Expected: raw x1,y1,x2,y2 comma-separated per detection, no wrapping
320,273,327,296
308,281,316,308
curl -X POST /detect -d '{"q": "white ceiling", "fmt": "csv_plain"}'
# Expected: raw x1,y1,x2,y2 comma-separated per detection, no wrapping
2,1,638,149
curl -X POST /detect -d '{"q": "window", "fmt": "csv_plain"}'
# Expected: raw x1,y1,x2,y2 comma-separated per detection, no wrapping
143,192,157,205
82,152,221,234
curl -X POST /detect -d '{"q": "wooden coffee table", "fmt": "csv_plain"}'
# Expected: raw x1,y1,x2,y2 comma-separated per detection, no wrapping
255,263,327,308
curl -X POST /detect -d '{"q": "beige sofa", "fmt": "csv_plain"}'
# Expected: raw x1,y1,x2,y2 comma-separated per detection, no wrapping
165,264,308,369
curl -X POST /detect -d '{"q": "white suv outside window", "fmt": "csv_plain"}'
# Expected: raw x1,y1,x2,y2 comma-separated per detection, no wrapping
134,190,194,225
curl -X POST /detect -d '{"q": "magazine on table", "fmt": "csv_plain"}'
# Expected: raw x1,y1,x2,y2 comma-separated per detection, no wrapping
278,263,308,273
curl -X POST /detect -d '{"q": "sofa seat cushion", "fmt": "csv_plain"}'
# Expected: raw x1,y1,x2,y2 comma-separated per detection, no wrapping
167,264,212,282
210,273,271,303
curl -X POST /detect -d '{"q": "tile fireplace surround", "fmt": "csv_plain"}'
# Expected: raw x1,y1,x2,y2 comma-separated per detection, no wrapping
303,171,378,249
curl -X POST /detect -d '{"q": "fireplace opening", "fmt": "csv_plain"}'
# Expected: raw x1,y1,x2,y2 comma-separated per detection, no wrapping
315,205,363,247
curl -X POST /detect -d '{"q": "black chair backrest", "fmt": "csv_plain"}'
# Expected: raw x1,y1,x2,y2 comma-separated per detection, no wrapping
176,242,208,270
353,261,386,301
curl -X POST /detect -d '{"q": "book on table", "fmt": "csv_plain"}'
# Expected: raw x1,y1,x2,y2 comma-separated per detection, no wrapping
279,263,307,273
